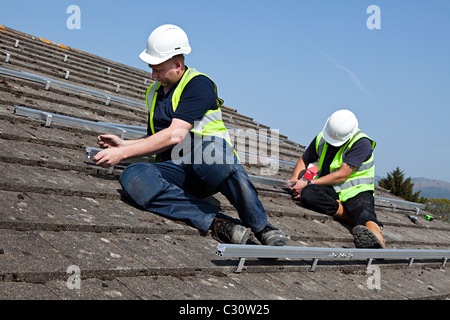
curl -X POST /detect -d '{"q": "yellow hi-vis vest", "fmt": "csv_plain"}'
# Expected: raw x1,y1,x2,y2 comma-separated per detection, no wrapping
145,67,234,161
315,130,376,202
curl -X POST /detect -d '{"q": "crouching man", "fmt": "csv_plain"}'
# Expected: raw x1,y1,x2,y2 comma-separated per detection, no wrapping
288,109,385,248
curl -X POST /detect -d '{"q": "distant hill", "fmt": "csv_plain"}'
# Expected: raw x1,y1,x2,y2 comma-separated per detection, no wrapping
375,176,450,200
411,178,450,200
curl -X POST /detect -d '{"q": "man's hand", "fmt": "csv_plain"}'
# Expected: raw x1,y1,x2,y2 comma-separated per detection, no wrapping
93,147,124,168
288,179,309,199
97,134,123,149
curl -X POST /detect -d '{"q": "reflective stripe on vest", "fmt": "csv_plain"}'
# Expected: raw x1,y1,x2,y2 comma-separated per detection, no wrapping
315,130,376,201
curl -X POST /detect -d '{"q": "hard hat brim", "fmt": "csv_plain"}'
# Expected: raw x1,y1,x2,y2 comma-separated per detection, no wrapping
139,47,191,66
139,50,168,66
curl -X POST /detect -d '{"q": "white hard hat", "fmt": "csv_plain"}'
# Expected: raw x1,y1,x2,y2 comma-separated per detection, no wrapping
322,109,359,147
139,24,191,65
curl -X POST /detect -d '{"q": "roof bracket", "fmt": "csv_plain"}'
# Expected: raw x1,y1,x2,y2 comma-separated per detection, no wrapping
235,258,246,273
45,80,51,91
106,166,114,175
45,114,53,127
366,258,373,270
310,258,319,272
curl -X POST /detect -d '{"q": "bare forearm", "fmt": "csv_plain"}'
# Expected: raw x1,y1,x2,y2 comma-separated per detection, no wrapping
290,156,308,181
121,136,149,147
121,128,179,160
310,163,355,186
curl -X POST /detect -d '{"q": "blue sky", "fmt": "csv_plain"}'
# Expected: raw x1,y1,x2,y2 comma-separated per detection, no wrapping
1,0,450,182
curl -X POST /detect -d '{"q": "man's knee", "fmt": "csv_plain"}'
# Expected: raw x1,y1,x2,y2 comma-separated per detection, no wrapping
300,184,315,204
120,163,149,187
119,163,166,207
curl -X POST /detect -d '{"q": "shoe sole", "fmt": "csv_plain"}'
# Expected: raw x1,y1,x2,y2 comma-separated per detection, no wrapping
231,226,251,244
260,230,288,246
352,225,384,248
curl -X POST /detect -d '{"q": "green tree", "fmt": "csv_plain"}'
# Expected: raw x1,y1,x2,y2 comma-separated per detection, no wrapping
378,167,427,203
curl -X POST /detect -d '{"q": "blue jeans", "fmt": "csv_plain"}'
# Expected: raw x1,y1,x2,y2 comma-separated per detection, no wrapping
119,137,268,233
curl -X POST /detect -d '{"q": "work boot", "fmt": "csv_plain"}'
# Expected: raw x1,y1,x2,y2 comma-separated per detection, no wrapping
255,224,288,246
352,221,386,249
210,217,250,244
333,200,354,225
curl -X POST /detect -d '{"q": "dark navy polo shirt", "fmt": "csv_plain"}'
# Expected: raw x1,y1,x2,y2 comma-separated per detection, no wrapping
302,135,373,177
147,68,220,161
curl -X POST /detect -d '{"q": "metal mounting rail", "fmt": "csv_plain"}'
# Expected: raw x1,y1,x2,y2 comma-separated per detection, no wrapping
14,106,146,139
248,175,295,188
240,153,295,168
215,244,450,273
0,66,145,109
100,121,285,147
246,175,426,211
374,195,425,210
85,146,294,171
15,105,424,210
1,66,288,144
227,126,283,144
12,104,293,169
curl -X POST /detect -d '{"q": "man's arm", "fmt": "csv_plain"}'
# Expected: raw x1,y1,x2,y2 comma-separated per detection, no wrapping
289,156,309,182
93,118,192,168
289,162,356,199
310,162,356,186
96,134,148,149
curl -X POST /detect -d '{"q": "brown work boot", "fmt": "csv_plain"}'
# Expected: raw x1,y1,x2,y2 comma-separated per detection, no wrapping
333,200,354,225
210,217,250,244
352,221,386,249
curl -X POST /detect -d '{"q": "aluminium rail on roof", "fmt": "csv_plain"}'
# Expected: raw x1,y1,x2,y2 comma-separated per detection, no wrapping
14,106,425,214
215,244,450,273
86,145,295,169
0,66,144,109
374,196,425,210
12,105,290,167
101,121,284,145
0,28,152,79
13,106,146,139
14,107,425,211
246,175,427,210
243,175,426,211
1,66,284,144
